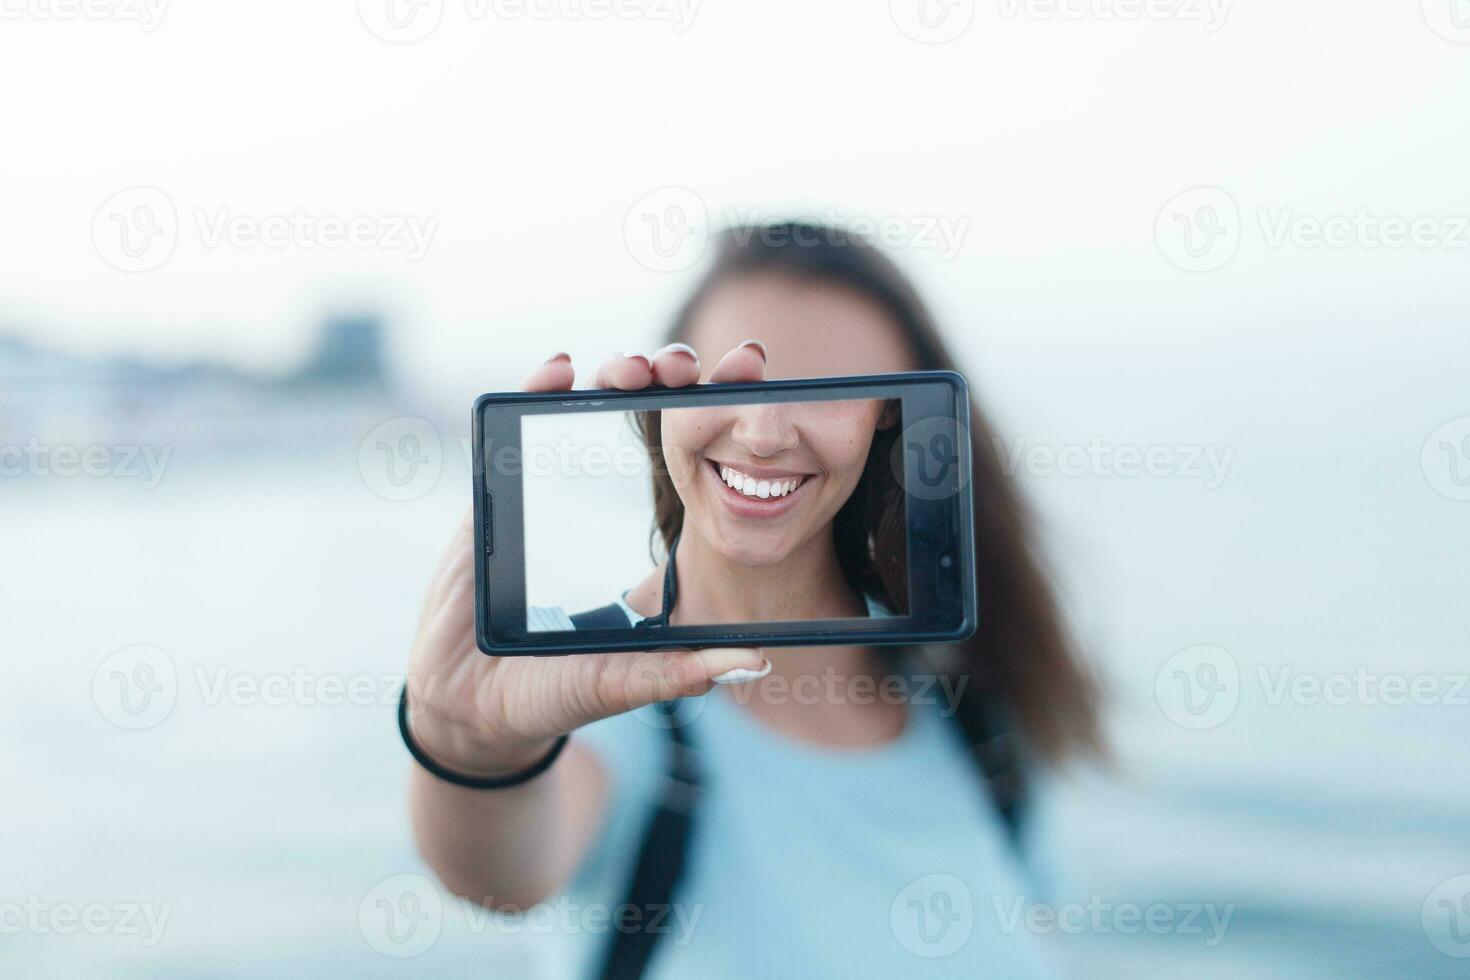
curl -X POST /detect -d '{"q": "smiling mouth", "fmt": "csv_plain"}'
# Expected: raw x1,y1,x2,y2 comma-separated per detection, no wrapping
705,459,814,511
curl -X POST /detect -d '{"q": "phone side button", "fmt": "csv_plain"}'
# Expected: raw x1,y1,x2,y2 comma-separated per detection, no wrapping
483,492,494,556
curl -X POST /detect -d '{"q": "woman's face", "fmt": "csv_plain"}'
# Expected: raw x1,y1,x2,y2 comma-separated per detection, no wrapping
660,273,918,567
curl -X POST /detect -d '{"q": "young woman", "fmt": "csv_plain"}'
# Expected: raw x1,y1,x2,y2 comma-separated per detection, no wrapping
405,224,1100,978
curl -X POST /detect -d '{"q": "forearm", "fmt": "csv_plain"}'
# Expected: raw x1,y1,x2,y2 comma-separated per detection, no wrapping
406,710,606,910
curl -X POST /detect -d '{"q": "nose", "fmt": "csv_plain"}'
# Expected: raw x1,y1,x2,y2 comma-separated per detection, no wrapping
730,406,799,457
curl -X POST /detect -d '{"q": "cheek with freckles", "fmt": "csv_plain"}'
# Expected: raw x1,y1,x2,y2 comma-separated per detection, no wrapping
792,401,885,497
661,407,731,497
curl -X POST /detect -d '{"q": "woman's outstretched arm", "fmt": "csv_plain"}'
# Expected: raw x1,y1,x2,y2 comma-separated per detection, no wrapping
405,347,768,910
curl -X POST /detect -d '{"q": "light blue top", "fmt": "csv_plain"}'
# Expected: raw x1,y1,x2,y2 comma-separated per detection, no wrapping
561,683,1060,978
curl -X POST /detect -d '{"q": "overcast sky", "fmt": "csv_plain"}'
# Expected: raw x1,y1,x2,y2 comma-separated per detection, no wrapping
3,0,1467,397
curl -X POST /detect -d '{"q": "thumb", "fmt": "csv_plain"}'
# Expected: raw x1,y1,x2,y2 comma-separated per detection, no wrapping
586,647,770,720
694,648,774,686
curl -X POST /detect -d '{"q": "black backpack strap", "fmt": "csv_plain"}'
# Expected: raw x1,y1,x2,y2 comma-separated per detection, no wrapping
569,604,635,631
951,688,1029,848
572,533,680,633
631,532,680,629
593,702,701,980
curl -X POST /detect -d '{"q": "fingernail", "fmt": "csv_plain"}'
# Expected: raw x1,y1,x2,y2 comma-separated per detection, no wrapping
654,342,700,366
620,352,652,368
712,658,773,685
737,339,768,362
544,352,570,365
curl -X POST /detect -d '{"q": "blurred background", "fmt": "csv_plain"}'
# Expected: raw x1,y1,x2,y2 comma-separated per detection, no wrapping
3,1,1468,976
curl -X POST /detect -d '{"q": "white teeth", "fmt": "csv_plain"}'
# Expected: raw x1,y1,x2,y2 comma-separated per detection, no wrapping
719,464,804,500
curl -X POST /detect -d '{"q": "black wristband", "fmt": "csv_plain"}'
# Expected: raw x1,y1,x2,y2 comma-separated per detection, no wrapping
398,685,568,789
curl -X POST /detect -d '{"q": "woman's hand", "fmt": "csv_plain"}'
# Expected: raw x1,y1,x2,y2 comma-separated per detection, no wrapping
405,342,771,778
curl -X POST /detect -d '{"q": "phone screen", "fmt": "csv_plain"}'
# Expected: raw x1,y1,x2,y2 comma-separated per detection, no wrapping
519,397,908,631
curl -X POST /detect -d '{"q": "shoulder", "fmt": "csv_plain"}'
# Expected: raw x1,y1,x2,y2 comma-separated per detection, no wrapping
528,598,639,632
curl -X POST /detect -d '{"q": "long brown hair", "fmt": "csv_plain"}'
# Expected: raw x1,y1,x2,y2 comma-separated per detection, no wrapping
642,223,1101,765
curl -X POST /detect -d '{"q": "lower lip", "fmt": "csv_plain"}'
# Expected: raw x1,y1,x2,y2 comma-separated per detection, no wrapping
706,460,812,519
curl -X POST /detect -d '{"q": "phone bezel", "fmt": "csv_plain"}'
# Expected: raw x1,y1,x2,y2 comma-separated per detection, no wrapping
473,371,976,655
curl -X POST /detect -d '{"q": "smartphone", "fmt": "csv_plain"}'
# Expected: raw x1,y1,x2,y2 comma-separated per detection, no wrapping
472,371,976,655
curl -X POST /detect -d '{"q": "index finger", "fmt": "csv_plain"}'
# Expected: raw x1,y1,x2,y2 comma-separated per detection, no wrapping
706,340,768,384
521,353,576,392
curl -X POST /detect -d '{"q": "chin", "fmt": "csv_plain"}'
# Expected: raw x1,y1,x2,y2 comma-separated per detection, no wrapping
707,530,795,569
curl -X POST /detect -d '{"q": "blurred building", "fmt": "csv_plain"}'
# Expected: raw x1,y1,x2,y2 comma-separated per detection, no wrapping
0,315,405,457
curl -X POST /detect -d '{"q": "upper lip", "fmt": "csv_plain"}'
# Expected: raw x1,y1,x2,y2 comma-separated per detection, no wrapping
707,458,816,480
